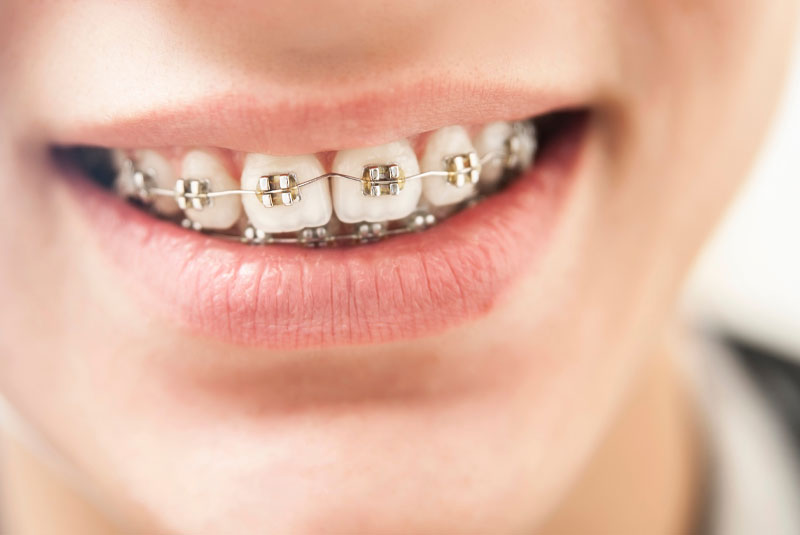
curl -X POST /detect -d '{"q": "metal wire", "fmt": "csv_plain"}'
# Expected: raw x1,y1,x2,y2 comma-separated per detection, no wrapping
117,122,535,247
142,151,505,201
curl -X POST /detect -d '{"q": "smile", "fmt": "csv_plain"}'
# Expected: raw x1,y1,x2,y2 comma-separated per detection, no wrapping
53,95,590,349
65,118,544,246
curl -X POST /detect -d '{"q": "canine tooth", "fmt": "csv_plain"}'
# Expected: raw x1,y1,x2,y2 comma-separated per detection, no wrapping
180,150,242,230
331,140,421,223
421,126,478,206
132,149,181,216
241,153,332,233
473,122,514,186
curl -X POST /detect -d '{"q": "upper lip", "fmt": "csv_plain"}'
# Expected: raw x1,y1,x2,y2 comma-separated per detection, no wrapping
47,75,588,155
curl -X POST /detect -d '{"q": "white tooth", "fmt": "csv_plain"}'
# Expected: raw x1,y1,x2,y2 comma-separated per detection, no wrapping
133,149,181,216
472,122,514,186
514,121,538,170
180,150,242,230
420,125,477,206
112,148,129,171
113,149,135,197
331,140,421,223
241,153,332,233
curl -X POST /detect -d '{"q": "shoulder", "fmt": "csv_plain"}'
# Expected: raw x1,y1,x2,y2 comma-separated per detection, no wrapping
688,333,800,535
725,336,800,453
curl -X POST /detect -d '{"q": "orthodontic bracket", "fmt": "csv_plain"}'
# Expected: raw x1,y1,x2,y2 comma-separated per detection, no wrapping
256,173,301,207
128,164,156,202
361,164,405,197
175,178,212,211
444,151,481,188
298,226,330,247
356,222,387,243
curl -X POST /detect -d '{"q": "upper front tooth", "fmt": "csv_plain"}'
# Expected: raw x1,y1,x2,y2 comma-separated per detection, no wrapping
133,149,181,216
331,139,421,223
473,122,514,187
241,153,332,233
180,149,242,230
420,125,478,206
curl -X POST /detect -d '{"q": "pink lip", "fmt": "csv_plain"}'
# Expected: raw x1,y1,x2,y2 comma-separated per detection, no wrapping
67,120,587,349
46,78,589,155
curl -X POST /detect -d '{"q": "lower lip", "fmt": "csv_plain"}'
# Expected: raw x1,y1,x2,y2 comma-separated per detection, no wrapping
68,121,588,350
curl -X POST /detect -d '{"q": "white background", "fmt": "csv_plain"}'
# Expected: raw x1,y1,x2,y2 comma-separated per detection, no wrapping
683,27,800,358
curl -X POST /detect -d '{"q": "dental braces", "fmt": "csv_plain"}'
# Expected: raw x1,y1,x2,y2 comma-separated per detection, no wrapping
118,121,535,247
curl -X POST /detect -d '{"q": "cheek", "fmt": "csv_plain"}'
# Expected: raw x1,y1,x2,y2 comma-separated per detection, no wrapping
599,0,797,281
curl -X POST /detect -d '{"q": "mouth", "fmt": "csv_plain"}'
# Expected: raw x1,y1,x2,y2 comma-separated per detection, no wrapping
52,101,590,349
60,113,563,244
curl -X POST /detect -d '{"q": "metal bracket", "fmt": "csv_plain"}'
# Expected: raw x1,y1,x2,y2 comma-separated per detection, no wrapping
444,152,481,188
256,173,301,207
361,164,405,197
175,178,212,211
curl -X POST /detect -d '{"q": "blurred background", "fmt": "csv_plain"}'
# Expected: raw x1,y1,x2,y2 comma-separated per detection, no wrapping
683,28,800,361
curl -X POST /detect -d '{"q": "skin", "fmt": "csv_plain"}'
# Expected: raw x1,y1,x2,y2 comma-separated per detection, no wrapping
0,0,795,533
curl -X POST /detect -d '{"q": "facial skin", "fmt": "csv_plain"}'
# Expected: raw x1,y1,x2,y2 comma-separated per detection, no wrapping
0,1,795,533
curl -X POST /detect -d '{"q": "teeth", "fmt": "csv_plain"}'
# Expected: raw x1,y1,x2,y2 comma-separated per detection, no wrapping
241,153,332,233
420,126,478,207
113,149,181,216
472,122,514,187
331,140,421,223
180,150,242,230
511,121,538,170
113,149,136,196
112,148,129,173
133,149,181,216
114,118,538,240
